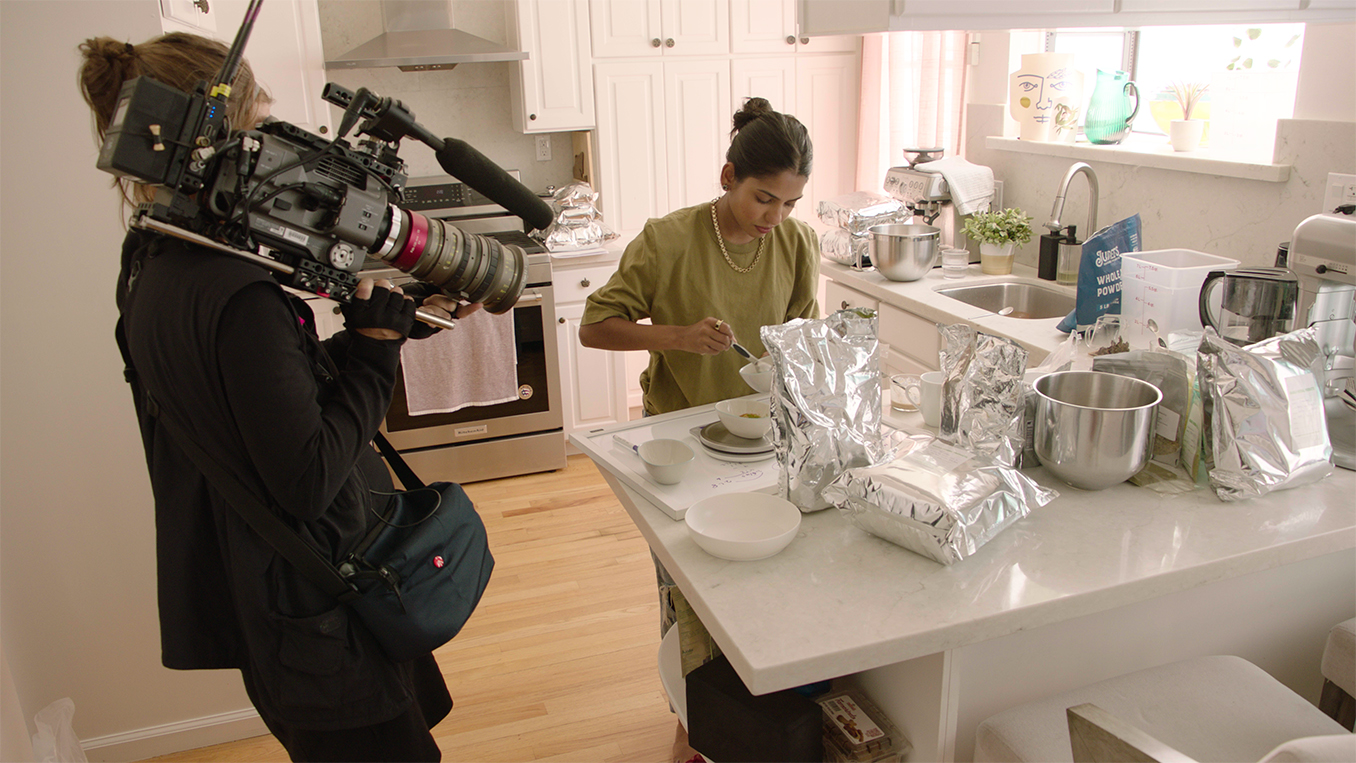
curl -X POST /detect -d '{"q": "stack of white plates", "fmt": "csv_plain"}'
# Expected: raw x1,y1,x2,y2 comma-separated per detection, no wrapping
689,421,774,463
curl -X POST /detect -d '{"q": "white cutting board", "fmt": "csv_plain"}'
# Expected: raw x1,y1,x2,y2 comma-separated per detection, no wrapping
572,402,781,520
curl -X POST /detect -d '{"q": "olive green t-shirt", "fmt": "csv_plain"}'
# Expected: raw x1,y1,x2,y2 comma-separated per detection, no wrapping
582,202,820,415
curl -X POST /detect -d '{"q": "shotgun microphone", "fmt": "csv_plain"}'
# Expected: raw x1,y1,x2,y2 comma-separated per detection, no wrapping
435,138,555,232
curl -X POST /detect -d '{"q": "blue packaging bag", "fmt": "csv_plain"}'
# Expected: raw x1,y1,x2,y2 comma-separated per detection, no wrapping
1056,214,1142,333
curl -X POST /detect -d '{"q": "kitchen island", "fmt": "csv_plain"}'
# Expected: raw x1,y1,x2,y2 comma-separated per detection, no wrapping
573,402,1356,762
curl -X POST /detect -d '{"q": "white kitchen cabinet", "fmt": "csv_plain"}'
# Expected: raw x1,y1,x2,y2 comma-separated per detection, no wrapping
509,0,596,132
797,0,1352,35
594,59,730,237
792,53,859,231
205,0,332,137
879,302,941,372
554,260,630,442
591,0,730,58
730,0,858,53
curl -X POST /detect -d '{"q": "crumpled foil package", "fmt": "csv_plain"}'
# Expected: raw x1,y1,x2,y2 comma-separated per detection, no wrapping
539,182,618,252
817,192,910,236
937,324,1029,467
762,308,897,512
823,440,1058,565
820,228,871,268
1198,326,1332,501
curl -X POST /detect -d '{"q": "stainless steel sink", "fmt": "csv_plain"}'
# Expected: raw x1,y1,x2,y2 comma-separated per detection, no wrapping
934,280,1075,320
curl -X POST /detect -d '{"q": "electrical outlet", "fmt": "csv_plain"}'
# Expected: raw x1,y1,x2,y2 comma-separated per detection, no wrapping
1322,172,1356,214
535,135,552,162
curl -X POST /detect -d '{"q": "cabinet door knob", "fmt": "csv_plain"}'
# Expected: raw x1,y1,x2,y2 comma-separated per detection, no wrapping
800,36,809,44
786,35,796,45
580,277,591,287
665,38,675,48
558,317,566,324
318,125,329,134
841,300,850,310
651,38,662,47
529,113,537,121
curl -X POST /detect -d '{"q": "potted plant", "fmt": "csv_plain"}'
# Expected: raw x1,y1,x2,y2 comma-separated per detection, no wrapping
1167,81,1209,152
962,207,1033,275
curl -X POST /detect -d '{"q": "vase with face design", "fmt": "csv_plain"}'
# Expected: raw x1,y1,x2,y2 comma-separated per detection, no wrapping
1009,53,1083,142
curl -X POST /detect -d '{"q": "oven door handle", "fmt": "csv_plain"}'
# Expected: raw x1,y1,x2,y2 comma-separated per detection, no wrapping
514,291,545,307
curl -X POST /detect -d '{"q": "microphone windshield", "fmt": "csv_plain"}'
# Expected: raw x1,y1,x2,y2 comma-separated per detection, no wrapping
436,139,555,231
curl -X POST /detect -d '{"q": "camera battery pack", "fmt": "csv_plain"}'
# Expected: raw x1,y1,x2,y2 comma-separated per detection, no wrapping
97,76,189,184
686,654,823,762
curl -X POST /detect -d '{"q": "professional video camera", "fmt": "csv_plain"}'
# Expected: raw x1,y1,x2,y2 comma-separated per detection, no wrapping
94,0,553,321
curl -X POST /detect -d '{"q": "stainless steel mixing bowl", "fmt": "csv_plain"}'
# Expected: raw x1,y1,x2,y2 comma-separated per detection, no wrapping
870,224,940,282
1033,371,1163,490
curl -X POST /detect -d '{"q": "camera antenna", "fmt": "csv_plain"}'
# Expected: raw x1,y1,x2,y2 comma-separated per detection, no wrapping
210,0,264,103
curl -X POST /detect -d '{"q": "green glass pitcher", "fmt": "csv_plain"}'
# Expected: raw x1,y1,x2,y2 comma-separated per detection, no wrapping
1084,69,1140,145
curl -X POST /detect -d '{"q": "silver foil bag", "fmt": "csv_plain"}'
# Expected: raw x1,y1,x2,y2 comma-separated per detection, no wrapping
937,324,1029,467
823,441,1058,565
762,309,888,512
817,192,910,236
820,228,871,268
540,181,618,252
1198,326,1332,501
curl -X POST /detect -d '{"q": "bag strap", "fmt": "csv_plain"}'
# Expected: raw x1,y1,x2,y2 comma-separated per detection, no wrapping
116,317,360,603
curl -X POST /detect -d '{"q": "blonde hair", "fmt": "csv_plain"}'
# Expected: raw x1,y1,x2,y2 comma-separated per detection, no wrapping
77,32,271,206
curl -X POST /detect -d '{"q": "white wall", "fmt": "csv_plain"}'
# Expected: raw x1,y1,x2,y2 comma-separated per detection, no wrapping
0,2,270,760
962,22,1356,270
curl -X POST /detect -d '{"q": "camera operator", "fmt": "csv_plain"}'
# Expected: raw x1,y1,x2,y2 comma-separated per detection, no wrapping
79,32,476,761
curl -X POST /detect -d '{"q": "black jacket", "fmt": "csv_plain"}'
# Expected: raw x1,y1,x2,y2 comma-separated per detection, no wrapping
118,230,423,730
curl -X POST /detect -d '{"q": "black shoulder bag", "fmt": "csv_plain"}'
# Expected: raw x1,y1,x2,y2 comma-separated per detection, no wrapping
116,317,494,662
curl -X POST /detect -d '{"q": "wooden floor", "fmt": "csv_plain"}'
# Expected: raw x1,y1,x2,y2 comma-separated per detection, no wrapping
142,455,676,763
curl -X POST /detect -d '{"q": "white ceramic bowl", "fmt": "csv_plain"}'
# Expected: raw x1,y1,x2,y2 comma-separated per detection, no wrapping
715,398,772,439
739,359,773,393
638,438,694,485
685,492,801,561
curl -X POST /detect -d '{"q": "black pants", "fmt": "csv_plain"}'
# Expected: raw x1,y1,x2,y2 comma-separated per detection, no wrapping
242,654,453,762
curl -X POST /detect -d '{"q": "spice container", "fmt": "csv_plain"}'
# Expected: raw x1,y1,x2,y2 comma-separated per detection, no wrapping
818,688,911,763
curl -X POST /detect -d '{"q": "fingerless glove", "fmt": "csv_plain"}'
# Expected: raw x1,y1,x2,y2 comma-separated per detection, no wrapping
340,285,417,338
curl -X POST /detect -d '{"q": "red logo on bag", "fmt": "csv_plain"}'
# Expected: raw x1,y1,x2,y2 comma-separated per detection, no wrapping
433,556,445,568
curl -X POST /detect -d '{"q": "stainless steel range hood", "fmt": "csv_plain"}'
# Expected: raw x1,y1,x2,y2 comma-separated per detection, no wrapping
325,0,526,72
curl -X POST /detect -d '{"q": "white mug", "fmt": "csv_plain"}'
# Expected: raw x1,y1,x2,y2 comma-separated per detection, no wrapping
889,373,923,412
919,371,945,428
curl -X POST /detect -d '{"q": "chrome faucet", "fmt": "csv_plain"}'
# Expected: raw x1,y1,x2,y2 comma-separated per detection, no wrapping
1045,162,1099,236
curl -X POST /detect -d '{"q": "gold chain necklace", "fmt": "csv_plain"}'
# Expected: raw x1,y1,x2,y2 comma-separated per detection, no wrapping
710,199,765,274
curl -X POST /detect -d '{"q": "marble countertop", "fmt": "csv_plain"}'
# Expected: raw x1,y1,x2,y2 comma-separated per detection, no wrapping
581,401,1356,696
821,260,1076,364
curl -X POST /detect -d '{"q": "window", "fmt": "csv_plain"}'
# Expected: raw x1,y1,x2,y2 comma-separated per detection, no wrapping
1048,23,1305,155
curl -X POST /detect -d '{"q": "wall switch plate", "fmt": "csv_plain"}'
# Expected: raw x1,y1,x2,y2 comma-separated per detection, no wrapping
1323,172,1356,214
535,135,552,162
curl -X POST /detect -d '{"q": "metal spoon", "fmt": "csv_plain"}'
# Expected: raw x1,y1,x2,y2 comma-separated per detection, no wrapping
975,306,1015,319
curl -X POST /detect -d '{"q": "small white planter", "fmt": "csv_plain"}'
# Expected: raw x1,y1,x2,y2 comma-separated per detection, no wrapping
979,242,1016,275
1169,119,1206,152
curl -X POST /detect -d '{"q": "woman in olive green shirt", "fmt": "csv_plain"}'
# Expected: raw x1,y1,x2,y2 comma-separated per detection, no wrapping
579,97,820,416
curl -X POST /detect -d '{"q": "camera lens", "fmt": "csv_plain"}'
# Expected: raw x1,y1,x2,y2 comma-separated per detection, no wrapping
374,207,526,314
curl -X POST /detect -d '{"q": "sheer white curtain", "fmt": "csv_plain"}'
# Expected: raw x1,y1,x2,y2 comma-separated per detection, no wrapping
856,31,971,194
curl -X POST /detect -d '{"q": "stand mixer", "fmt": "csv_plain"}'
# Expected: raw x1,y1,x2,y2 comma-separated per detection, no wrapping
1289,208,1356,470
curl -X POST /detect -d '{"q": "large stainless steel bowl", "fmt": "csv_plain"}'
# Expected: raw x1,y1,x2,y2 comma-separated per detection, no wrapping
1033,371,1163,490
870,224,940,282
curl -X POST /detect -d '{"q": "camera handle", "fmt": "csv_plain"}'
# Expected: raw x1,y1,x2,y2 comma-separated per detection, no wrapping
135,215,458,332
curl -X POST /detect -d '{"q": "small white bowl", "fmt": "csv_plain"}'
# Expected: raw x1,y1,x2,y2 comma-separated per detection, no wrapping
715,398,772,439
739,360,773,393
685,492,801,561
638,438,694,485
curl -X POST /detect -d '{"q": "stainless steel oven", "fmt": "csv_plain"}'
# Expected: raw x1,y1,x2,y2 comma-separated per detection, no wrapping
367,173,566,483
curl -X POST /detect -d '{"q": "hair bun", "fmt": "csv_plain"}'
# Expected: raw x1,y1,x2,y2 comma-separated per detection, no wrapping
731,96,774,134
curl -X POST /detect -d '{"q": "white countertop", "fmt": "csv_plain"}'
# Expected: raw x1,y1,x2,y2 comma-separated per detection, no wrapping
576,401,1356,696
821,260,1076,364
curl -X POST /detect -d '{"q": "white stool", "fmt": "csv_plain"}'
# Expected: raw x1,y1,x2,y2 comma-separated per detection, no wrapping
1320,618,1356,730
974,655,1353,763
